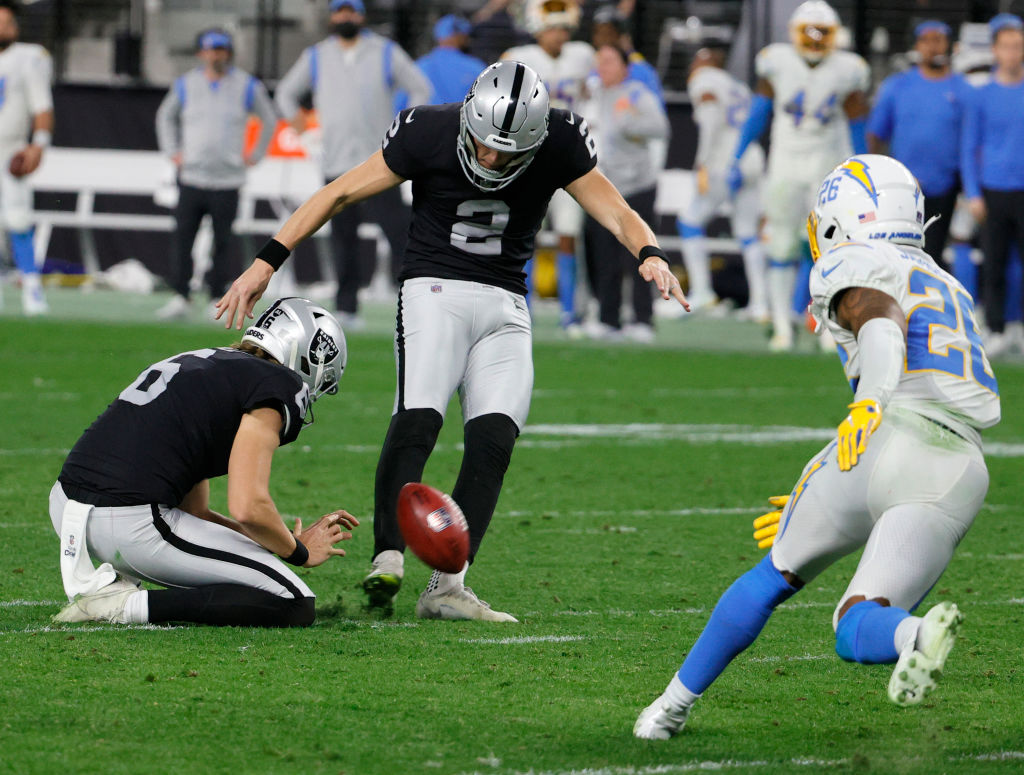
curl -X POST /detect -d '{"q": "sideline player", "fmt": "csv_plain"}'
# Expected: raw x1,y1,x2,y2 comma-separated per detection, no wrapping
678,45,766,318
730,0,869,350
217,61,687,621
503,0,594,331
0,0,53,315
50,298,356,627
635,155,1000,739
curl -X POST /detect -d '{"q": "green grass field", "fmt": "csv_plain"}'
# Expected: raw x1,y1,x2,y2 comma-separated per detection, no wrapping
1,291,1022,775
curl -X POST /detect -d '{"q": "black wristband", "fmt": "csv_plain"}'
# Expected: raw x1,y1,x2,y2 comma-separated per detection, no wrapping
283,538,309,567
639,245,668,263
256,238,291,271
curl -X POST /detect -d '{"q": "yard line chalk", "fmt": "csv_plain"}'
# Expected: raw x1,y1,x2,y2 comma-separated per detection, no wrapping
460,635,586,645
455,757,850,775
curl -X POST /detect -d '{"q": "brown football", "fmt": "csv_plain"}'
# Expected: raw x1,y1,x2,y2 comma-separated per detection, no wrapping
397,483,469,573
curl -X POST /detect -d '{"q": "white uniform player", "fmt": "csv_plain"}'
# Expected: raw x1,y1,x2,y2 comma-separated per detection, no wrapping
0,3,53,316
634,155,1000,741
731,0,870,350
679,49,766,316
503,0,594,330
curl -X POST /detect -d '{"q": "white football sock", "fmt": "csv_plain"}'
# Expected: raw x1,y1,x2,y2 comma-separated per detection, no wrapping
425,561,468,595
123,590,149,624
681,236,712,300
665,673,701,708
742,241,768,312
768,263,797,334
894,615,922,654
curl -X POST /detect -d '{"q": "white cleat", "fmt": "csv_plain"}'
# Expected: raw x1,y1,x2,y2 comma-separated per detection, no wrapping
22,275,48,316
623,322,655,344
53,580,138,624
155,294,191,320
415,585,518,622
361,549,404,612
633,694,691,740
888,601,963,706
769,330,794,352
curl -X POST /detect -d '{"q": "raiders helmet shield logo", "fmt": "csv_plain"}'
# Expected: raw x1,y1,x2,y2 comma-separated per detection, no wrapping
309,329,339,366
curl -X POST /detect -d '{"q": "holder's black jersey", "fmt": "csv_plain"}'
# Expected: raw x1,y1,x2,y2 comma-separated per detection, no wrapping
381,103,598,295
59,348,309,507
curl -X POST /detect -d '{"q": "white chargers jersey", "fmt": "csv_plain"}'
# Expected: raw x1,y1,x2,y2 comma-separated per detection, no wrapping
809,241,1000,438
503,41,594,111
688,65,755,173
0,42,52,148
756,43,868,157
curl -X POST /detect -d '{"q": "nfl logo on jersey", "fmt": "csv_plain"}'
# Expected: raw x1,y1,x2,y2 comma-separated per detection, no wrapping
431,284,443,293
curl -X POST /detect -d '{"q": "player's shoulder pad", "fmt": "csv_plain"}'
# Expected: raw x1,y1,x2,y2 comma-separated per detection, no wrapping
755,43,789,77
810,241,902,304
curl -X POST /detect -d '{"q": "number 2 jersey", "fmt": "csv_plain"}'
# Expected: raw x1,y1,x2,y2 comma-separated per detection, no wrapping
380,103,597,295
58,348,310,507
756,44,868,172
809,241,1000,444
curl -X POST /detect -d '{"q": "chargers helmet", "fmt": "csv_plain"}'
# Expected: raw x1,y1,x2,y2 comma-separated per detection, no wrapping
525,0,581,33
242,297,347,402
807,154,926,261
789,0,840,63
458,61,550,191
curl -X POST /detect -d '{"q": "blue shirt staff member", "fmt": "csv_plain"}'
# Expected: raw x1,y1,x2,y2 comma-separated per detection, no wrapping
961,13,1024,358
868,20,970,263
417,15,487,105
155,28,278,320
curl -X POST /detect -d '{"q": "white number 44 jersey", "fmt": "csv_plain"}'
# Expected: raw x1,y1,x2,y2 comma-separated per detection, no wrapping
756,43,868,157
810,241,1000,439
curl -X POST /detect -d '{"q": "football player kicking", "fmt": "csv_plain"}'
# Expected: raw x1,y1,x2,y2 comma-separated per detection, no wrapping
634,156,1001,739
50,298,357,627
217,60,687,622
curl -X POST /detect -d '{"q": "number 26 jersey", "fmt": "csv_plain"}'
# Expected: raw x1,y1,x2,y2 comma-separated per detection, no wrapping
380,103,597,295
810,242,1000,438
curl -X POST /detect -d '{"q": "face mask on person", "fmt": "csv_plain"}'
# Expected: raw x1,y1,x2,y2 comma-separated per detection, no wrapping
332,21,360,39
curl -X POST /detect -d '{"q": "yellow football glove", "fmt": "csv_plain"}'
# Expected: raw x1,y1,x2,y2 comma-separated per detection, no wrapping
752,495,789,549
837,399,882,472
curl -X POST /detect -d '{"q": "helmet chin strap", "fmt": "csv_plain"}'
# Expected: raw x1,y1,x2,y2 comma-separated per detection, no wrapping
923,213,942,233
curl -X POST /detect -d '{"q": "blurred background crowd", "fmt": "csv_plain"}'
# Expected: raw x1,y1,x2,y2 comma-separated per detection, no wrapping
4,0,1024,357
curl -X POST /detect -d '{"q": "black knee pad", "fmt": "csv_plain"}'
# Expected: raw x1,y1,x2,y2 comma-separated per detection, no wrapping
463,413,518,472
387,408,444,451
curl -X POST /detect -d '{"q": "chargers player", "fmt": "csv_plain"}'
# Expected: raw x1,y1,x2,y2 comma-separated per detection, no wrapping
730,0,869,350
635,155,1000,739
679,45,766,318
0,1,53,315
503,0,594,332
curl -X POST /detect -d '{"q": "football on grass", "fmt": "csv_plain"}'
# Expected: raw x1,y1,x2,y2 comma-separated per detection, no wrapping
397,483,469,573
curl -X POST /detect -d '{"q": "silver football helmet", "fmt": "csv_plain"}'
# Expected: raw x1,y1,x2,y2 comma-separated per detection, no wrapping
458,60,550,191
242,297,347,402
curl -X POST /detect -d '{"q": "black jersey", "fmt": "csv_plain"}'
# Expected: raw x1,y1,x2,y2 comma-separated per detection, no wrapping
380,103,598,295
59,348,309,507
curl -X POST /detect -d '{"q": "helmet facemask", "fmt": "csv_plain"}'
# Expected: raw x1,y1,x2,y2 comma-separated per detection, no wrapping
457,61,550,192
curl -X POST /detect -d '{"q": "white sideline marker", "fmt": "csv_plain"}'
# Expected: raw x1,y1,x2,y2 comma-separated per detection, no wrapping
460,635,586,645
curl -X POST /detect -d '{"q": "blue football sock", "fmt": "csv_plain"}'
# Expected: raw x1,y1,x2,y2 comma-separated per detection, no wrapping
677,555,798,694
11,230,37,274
952,243,977,298
556,252,576,320
676,220,704,240
834,600,910,664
